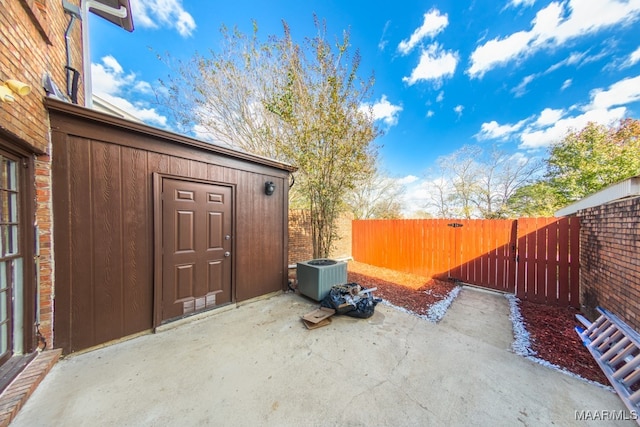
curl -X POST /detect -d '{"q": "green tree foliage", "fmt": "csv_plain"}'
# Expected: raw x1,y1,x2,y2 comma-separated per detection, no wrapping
159,18,379,258
547,119,640,205
265,20,379,256
505,182,559,217
508,119,640,216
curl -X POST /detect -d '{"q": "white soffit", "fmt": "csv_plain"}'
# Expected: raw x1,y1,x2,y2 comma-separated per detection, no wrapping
555,176,640,217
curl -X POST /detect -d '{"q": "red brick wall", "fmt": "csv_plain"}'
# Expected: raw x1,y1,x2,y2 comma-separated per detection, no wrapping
288,210,313,265
35,156,54,342
1,1,83,149
578,197,640,331
1,1,83,347
288,209,353,265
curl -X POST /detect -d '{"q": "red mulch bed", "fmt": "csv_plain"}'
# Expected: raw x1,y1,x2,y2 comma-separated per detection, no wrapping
518,300,608,385
346,261,608,386
347,262,455,316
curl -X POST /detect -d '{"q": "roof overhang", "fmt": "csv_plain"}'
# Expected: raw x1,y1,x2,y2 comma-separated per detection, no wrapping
554,175,640,216
45,98,298,173
90,0,134,32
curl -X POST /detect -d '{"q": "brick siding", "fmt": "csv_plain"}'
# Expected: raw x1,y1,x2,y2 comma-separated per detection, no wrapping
578,197,640,331
288,209,353,265
1,0,83,349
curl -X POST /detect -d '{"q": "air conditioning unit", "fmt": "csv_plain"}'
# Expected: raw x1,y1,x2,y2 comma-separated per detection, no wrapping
296,259,347,301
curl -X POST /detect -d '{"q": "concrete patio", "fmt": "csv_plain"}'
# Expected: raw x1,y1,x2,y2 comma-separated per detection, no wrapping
11,288,631,426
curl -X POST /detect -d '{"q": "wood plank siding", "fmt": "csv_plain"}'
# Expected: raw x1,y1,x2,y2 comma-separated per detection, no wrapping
47,99,294,354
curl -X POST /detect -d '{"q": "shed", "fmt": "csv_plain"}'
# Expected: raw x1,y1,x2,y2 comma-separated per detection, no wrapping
47,99,296,354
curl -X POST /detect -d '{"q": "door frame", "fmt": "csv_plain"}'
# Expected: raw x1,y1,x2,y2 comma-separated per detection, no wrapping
152,173,236,328
0,135,37,365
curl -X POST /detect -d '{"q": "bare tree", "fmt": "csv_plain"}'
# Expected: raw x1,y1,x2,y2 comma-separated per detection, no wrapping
426,145,542,219
424,175,455,218
345,168,405,219
473,148,543,218
442,146,482,219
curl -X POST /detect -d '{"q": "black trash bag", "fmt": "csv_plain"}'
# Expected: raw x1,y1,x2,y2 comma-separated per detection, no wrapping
347,294,379,319
320,283,380,318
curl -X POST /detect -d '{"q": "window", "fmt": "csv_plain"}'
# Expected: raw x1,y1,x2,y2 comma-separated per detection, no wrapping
0,153,22,364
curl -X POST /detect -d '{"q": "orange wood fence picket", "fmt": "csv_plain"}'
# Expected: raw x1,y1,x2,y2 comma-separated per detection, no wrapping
352,217,580,307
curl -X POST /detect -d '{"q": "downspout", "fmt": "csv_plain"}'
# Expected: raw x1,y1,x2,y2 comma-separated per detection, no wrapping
63,1,81,103
80,0,129,108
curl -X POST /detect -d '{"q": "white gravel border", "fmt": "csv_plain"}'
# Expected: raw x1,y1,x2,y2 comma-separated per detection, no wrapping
381,285,461,323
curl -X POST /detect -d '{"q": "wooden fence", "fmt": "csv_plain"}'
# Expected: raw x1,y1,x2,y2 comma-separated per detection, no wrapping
352,217,580,307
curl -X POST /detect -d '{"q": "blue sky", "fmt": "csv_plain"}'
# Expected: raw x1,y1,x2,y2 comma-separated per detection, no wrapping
90,0,640,211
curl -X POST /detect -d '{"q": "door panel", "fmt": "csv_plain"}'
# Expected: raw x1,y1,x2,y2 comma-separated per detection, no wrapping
161,179,232,322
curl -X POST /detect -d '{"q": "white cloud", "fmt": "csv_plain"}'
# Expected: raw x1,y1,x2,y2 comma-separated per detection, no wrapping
477,75,640,150
378,20,391,51
426,110,435,118
398,9,448,55
628,46,640,66
130,0,196,37
519,107,626,149
468,0,640,78
512,50,600,96
511,74,537,97
398,175,419,185
475,120,526,140
402,43,458,86
360,95,403,127
98,93,168,127
134,81,153,94
436,91,444,102
546,51,587,73
536,108,564,126
520,76,640,148
508,152,531,166
453,105,464,117
401,178,433,215
91,55,134,95
468,31,533,78
101,55,123,74
507,0,536,7
586,74,640,110
91,56,168,127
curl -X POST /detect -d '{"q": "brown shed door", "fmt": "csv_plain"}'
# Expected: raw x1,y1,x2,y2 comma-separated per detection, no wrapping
161,178,232,322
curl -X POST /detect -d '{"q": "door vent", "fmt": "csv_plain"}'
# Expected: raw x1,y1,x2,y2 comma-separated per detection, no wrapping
296,259,347,301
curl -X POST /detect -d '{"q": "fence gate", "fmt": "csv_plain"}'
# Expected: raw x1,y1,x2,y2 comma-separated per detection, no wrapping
352,217,580,307
446,219,517,294
514,217,580,307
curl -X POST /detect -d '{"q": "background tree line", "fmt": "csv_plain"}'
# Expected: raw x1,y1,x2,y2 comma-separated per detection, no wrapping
424,118,640,219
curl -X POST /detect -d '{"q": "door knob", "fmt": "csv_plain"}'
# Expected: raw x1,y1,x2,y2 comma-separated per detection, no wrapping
224,252,231,257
